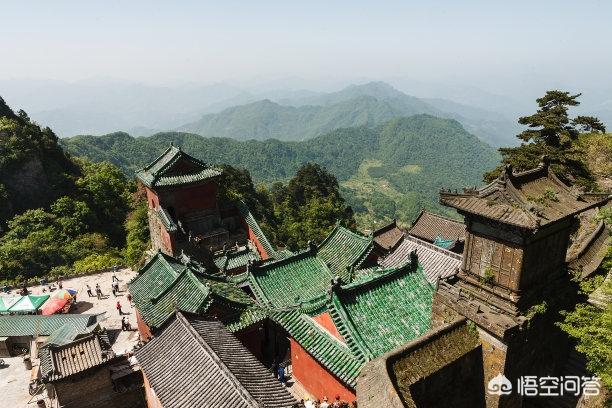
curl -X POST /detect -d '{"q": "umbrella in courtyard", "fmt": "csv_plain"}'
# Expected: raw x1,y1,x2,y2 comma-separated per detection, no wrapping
0,296,20,314
40,297,69,315
52,289,77,300
8,294,50,313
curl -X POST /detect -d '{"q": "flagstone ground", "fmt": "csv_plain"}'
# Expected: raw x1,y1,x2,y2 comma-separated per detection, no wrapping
0,268,139,407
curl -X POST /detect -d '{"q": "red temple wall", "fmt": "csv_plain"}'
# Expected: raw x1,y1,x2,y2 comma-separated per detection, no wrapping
164,182,218,215
136,308,153,342
160,228,174,255
245,223,270,260
290,339,356,403
145,187,160,209
312,313,344,342
142,372,164,408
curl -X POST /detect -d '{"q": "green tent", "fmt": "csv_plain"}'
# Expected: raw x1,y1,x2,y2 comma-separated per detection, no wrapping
0,296,20,314
9,295,50,313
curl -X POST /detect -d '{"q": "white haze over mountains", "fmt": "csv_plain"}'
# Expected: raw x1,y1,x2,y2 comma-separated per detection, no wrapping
0,76,610,147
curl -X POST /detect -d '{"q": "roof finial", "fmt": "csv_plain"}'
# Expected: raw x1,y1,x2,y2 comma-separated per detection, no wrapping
410,249,418,267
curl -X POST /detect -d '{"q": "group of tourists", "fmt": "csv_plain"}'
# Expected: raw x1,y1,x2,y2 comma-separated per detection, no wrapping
85,283,105,299
301,396,355,408
121,316,132,331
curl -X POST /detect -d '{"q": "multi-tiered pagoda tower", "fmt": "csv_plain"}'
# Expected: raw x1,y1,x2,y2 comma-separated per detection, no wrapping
433,161,609,407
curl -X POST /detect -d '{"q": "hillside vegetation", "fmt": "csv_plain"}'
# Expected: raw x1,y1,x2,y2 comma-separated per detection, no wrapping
0,97,147,284
62,114,500,229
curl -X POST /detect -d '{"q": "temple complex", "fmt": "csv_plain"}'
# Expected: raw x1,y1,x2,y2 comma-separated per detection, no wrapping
128,149,610,408
136,145,274,274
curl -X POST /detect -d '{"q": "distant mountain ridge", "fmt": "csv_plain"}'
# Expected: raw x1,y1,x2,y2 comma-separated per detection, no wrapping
62,114,500,227
178,81,519,146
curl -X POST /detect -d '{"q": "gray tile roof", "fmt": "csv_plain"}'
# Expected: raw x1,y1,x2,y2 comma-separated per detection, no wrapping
568,221,611,278
381,235,461,284
373,220,404,250
440,163,610,229
135,312,298,408
408,210,465,244
40,334,114,382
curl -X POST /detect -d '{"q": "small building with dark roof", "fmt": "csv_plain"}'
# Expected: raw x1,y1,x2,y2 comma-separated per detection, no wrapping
40,334,144,408
381,235,462,284
408,209,466,253
135,312,298,408
372,219,405,251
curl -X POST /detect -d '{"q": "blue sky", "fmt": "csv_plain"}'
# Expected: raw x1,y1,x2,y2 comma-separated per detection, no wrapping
1,1,611,90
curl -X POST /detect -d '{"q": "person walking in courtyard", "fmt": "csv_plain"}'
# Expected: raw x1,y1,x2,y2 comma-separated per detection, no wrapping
86,284,93,297
116,301,122,315
112,265,119,282
127,293,133,306
112,282,117,297
95,283,102,299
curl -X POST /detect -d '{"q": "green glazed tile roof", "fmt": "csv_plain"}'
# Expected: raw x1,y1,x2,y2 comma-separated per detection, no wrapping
129,252,265,331
246,225,374,309
157,207,178,233
213,246,260,272
273,249,295,260
45,322,83,346
248,250,333,308
271,309,363,388
222,305,268,333
318,225,373,281
0,314,103,337
236,201,276,258
266,263,433,388
329,264,434,360
136,146,222,188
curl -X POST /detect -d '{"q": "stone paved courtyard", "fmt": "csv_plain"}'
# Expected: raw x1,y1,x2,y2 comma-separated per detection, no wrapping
0,268,139,407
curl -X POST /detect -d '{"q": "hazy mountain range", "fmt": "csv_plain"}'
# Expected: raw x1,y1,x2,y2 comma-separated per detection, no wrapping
3,77,610,147
178,82,521,146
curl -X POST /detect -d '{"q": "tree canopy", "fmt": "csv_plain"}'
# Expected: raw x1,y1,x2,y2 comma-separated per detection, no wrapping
485,90,606,188
0,100,138,284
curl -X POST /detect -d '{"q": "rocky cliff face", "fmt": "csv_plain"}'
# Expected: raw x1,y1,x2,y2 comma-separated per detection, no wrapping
0,96,79,227
1,156,53,220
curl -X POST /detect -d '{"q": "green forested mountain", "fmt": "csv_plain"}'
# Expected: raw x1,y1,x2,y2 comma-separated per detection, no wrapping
177,81,517,146
177,95,439,142
0,97,148,283
62,114,500,229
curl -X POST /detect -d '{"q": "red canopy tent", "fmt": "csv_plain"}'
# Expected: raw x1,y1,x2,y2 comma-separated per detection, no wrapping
40,297,69,315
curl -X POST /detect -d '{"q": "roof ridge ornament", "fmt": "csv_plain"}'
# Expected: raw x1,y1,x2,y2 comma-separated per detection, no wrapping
328,276,343,299
409,249,418,268
308,240,317,254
